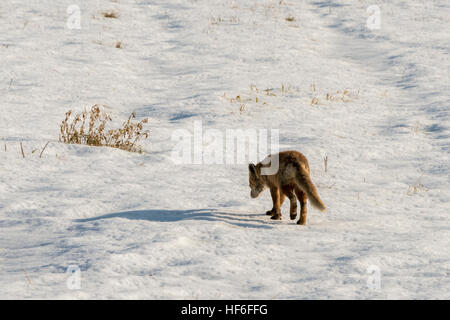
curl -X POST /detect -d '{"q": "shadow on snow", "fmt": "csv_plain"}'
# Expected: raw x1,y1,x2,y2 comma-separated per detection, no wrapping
74,209,273,229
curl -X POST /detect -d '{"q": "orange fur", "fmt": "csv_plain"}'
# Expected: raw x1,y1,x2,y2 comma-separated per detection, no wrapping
249,150,326,225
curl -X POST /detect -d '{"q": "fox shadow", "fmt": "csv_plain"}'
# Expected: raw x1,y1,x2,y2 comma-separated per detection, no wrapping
74,208,273,229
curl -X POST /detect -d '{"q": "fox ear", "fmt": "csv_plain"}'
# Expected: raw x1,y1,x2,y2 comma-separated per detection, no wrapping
249,163,256,175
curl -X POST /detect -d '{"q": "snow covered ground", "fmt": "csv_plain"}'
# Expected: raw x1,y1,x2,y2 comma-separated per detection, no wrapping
0,0,449,299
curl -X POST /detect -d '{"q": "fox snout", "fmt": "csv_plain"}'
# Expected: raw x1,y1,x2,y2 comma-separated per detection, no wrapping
250,187,264,198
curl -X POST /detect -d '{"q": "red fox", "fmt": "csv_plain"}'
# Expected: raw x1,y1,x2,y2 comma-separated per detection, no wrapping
248,150,326,225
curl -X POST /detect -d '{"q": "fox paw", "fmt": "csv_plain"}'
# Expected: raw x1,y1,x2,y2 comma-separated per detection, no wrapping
290,213,297,220
271,214,281,220
266,210,273,215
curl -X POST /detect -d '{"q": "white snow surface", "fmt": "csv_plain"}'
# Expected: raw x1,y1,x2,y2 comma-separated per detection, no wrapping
0,0,449,299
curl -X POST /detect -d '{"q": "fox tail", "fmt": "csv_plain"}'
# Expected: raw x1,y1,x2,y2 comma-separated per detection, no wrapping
293,163,326,211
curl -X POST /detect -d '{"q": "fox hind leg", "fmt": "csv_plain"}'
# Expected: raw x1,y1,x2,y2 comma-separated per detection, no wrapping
282,186,297,220
295,188,308,225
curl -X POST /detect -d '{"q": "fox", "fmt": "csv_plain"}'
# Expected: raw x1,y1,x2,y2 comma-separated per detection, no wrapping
248,150,326,225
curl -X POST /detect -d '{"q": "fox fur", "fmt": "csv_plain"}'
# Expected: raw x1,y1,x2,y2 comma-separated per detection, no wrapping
248,150,326,225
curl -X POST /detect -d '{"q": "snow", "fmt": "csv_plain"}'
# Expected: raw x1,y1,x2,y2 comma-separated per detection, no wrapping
0,0,449,299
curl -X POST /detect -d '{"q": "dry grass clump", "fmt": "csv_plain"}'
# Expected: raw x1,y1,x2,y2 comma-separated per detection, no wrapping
226,83,361,112
225,83,302,113
310,83,360,106
407,177,428,195
101,11,120,19
59,105,149,153
325,89,357,103
412,121,422,134
209,15,239,25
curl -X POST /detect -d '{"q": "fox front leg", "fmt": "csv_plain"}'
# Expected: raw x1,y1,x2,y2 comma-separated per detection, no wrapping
266,189,285,217
268,187,283,220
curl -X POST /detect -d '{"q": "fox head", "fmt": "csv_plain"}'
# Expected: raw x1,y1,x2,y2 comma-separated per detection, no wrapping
248,163,266,198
